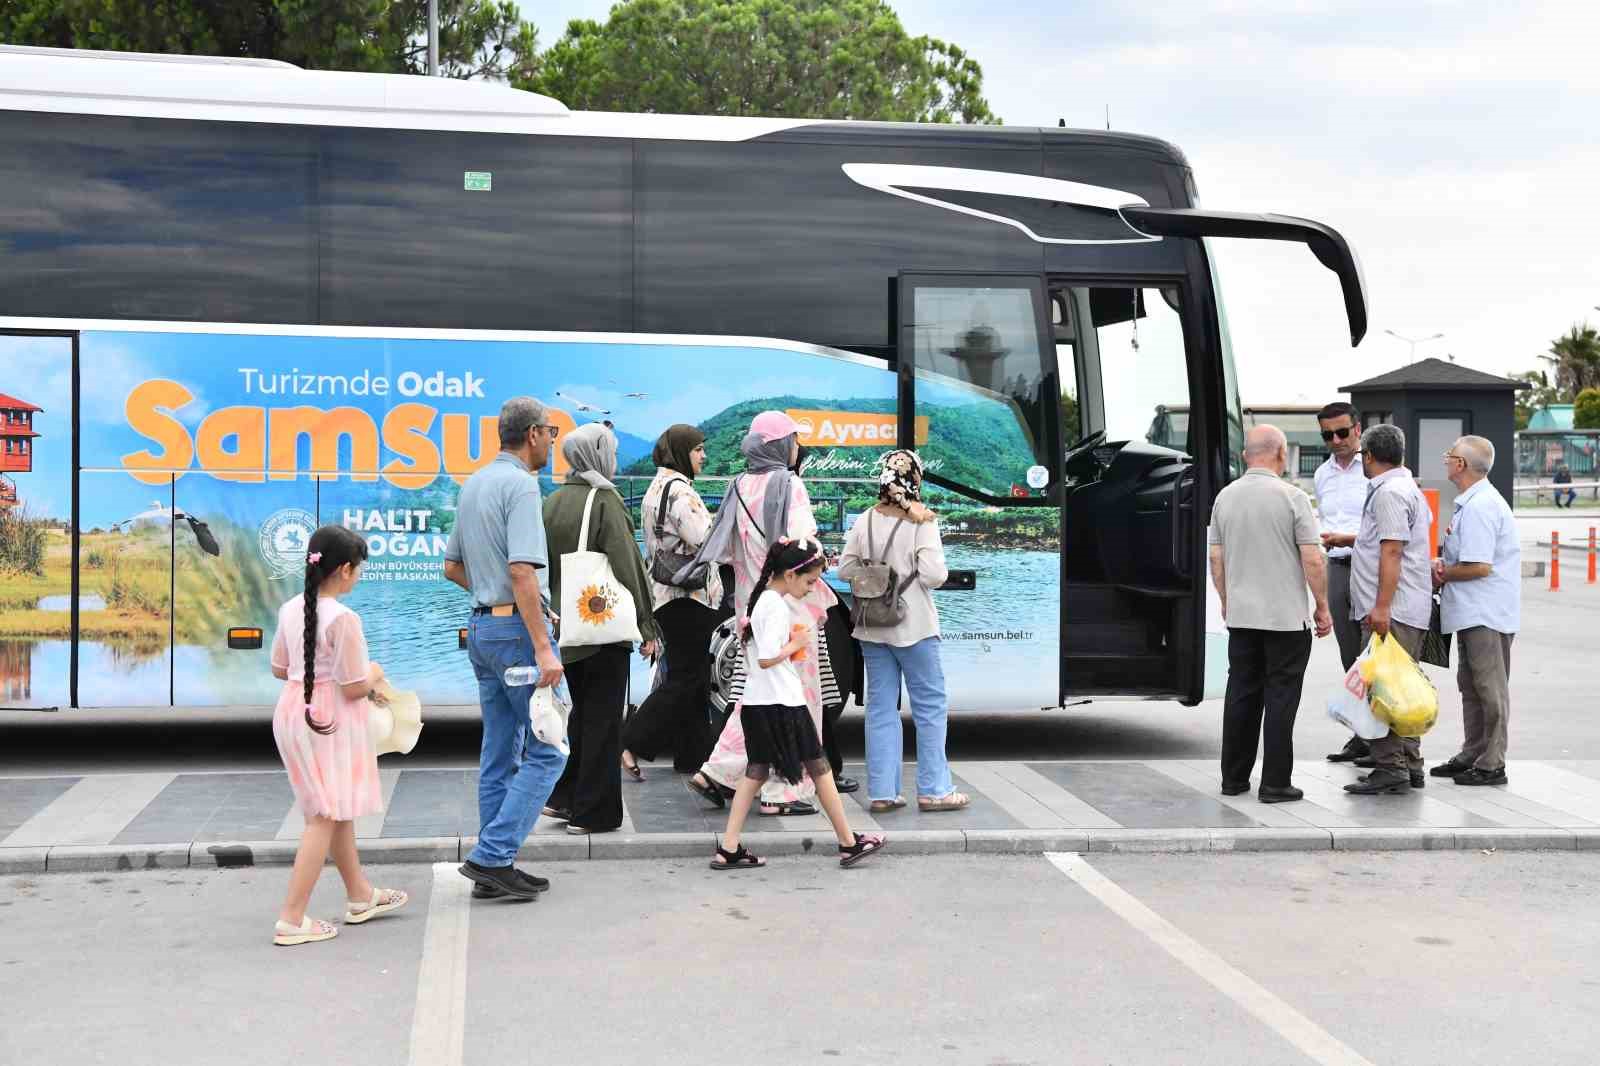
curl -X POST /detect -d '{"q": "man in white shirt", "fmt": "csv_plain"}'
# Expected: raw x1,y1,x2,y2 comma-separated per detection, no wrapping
1430,436,1520,786
1313,401,1369,763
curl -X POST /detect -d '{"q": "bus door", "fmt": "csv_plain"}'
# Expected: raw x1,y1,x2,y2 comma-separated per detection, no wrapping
895,273,1063,711
1051,281,1204,702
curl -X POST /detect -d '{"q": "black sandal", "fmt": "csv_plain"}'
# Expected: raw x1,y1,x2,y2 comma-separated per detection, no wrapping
710,844,765,871
686,775,726,809
839,832,886,868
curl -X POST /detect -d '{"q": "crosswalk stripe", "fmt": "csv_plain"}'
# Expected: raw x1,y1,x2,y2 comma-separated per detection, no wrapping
972,762,1122,828
276,767,404,841
1047,852,1376,1066
407,862,472,1066
2,773,176,847
1146,761,1350,829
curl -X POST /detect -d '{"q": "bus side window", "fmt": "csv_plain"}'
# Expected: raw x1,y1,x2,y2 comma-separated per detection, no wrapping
1052,289,1083,446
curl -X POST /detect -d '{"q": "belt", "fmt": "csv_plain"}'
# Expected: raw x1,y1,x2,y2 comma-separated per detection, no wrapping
472,604,519,617
1328,556,1351,566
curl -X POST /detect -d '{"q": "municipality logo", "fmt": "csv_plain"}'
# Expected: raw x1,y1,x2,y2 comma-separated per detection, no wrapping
259,509,318,578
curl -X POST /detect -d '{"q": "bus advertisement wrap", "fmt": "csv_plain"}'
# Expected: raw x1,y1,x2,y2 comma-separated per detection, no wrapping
1,328,1060,711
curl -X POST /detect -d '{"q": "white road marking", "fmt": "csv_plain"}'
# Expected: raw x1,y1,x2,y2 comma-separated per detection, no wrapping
407,862,473,1066
277,767,403,840
1147,761,1344,829
1046,852,1376,1066
3,773,176,846
970,762,1123,828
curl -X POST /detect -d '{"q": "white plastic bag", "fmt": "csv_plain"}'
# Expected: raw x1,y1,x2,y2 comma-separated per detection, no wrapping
1326,644,1389,740
529,677,573,756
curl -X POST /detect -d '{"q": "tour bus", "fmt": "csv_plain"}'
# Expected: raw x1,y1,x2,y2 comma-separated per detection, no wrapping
0,45,1366,713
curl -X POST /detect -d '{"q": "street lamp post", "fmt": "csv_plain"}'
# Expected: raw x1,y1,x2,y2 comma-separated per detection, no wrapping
427,0,438,76
1383,329,1443,364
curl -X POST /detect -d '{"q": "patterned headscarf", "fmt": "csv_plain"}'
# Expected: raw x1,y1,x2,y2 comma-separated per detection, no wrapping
878,449,924,508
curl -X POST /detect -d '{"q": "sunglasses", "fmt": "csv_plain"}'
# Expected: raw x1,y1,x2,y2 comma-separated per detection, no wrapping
1320,426,1354,442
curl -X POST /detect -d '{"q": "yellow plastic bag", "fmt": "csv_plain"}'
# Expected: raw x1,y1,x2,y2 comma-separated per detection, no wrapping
1357,633,1438,737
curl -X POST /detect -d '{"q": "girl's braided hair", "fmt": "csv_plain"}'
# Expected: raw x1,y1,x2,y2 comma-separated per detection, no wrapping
300,524,369,736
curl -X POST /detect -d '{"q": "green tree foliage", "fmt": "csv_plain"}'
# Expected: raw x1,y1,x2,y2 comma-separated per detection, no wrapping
1574,387,1600,431
1541,324,1600,398
526,0,997,122
0,0,539,79
1509,369,1562,431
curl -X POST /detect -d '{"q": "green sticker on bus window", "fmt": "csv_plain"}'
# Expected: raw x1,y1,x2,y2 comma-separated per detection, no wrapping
464,171,492,192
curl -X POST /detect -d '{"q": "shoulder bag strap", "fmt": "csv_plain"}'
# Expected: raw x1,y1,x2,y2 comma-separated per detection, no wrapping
878,517,906,564
733,479,765,541
578,487,599,552
654,479,677,539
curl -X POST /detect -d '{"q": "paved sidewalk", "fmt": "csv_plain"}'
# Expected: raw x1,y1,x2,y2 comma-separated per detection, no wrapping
7,757,1600,874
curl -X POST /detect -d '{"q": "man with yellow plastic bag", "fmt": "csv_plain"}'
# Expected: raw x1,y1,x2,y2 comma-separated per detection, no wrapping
1321,425,1436,795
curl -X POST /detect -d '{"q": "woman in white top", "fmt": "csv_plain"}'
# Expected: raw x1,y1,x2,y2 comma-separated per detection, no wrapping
623,424,724,776
838,450,968,812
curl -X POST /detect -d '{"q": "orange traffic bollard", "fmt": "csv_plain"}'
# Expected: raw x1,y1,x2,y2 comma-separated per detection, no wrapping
1550,532,1559,591
1589,527,1596,585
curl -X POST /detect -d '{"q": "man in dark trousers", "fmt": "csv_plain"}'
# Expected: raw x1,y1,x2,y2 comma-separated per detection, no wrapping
1313,401,1370,762
1208,425,1334,803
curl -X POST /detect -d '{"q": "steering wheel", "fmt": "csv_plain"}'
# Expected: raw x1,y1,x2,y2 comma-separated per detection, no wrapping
1063,429,1107,467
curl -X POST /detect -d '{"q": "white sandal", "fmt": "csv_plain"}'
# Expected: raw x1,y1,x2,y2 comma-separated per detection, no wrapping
274,916,338,946
345,887,409,925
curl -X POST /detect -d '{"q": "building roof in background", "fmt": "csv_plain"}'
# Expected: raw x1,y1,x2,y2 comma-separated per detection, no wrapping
1528,404,1574,431
0,392,43,412
1341,357,1531,392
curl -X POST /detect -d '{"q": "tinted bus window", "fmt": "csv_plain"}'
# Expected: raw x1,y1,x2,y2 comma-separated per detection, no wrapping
636,141,1044,348
0,112,316,323
319,130,633,331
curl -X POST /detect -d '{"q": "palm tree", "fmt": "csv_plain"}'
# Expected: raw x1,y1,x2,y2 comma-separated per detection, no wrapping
1541,324,1600,396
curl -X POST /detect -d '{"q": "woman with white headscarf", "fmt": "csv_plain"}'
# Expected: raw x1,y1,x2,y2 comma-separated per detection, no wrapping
541,422,660,835
684,411,838,815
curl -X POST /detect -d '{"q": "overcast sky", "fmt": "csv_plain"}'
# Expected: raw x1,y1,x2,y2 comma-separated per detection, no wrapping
529,0,1600,402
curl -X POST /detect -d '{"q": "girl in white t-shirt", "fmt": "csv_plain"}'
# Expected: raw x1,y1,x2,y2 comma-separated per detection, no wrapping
711,537,886,870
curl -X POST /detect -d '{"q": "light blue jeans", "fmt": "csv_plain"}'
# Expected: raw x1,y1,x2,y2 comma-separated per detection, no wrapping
464,614,568,868
860,636,954,801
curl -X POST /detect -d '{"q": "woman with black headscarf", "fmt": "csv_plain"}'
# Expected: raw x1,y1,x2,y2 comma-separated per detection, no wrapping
621,424,724,777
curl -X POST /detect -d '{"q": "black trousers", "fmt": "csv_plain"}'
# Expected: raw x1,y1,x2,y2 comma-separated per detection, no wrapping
548,645,630,832
1221,627,1313,789
623,598,720,773
821,603,858,777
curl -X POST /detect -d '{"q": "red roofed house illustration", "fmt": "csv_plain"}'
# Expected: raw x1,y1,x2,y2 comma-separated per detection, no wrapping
0,391,42,508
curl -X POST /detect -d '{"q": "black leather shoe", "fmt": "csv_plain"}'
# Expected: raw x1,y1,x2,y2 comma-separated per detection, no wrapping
1259,785,1303,804
459,861,542,900
1327,737,1371,762
1430,757,1472,778
835,776,860,794
472,882,506,900
1410,770,1425,789
515,869,551,893
1220,780,1250,796
1454,766,1508,786
1353,756,1376,768
1345,769,1410,794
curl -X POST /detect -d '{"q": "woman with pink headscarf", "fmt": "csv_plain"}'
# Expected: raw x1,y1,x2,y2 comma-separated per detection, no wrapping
684,410,836,815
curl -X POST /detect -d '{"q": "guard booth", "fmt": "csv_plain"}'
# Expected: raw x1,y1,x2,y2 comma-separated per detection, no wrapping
1341,358,1528,529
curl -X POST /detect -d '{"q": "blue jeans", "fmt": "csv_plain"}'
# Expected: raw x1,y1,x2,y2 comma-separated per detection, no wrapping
860,637,953,801
464,614,568,868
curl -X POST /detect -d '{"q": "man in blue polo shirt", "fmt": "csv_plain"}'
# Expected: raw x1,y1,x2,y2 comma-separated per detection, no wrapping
443,396,567,901
1430,435,1520,786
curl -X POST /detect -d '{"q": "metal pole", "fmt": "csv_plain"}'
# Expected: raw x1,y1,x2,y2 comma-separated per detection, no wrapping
1589,526,1596,585
427,0,439,76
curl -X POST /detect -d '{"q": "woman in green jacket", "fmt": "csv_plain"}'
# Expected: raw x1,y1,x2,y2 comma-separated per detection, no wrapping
542,423,660,834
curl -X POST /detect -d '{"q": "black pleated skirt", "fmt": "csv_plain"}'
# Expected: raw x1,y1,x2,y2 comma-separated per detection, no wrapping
741,703,824,785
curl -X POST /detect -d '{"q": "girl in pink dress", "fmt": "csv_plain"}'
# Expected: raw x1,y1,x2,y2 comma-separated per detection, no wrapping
269,525,408,947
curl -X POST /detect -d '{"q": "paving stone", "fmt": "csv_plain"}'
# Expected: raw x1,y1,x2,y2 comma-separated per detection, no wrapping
963,829,1092,854
1209,827,1332,852
0,847,49,874
1453,827,1575,851
1329,828,1458,851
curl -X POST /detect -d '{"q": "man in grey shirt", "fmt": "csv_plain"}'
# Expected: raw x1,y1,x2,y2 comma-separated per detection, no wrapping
443,396,566,901
1208,425,1333,804
1323,423,1435,795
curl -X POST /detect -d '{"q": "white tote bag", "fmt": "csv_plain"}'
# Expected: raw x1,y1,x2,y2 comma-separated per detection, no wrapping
558,488,643,649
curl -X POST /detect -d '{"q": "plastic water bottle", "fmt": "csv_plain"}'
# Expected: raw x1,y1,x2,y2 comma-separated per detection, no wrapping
504,666,538,686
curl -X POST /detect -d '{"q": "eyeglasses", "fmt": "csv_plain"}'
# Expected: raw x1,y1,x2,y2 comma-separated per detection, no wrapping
1320,426,1354,442
1442,452,1464,464
534,424,560,438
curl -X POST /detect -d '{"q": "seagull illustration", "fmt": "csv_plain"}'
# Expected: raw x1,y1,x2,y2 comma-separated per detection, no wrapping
624,392,648,400
108,501,220,554
555,390,611,415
